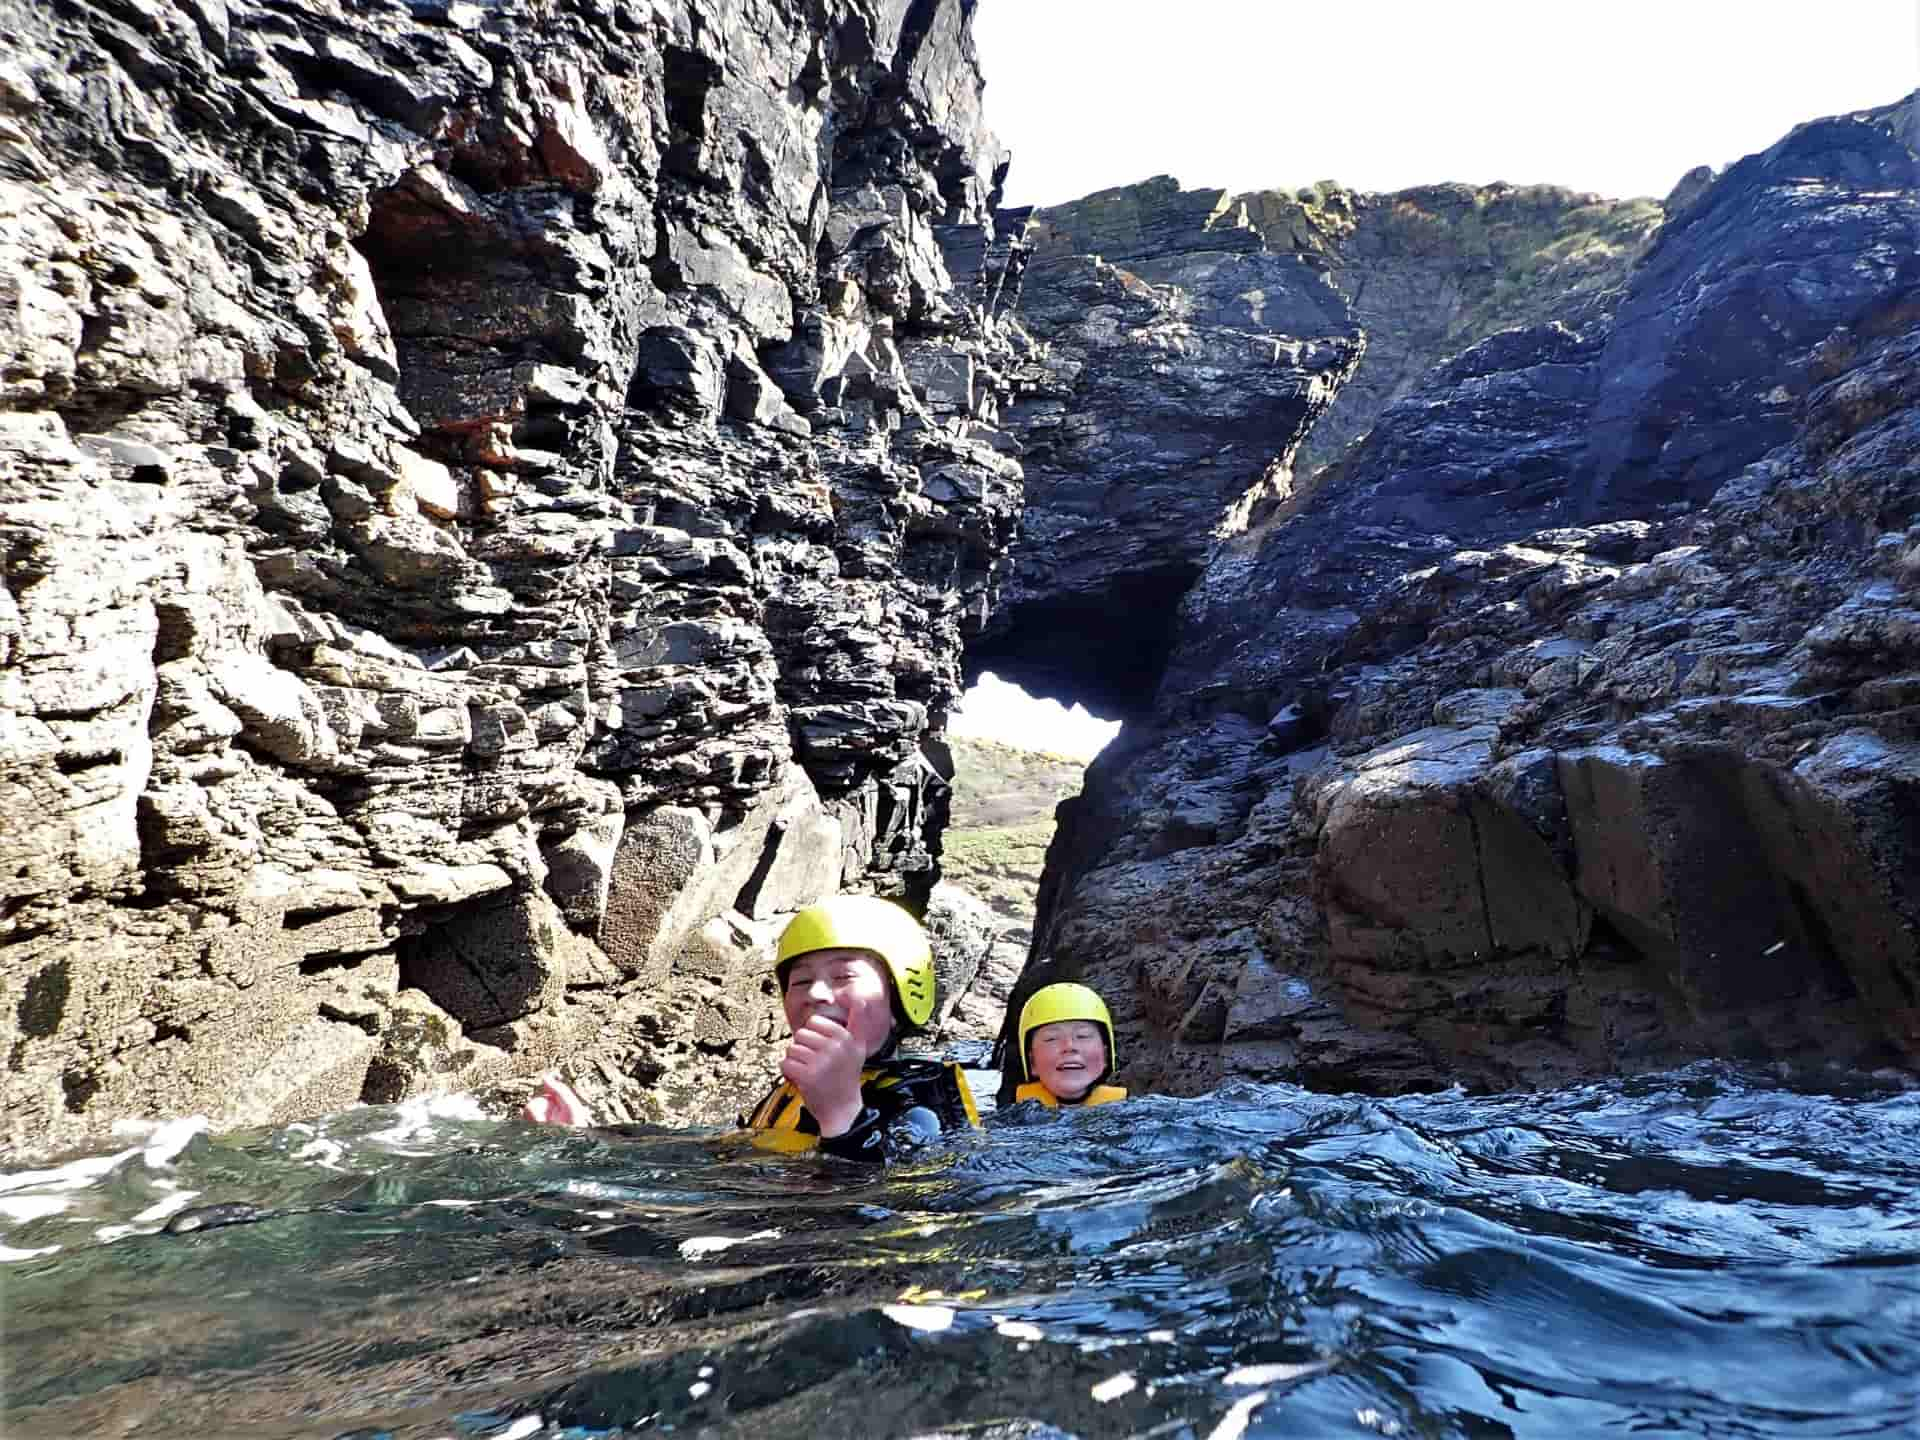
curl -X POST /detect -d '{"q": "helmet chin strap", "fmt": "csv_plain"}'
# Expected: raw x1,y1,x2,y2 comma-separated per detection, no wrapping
886,978,923,1047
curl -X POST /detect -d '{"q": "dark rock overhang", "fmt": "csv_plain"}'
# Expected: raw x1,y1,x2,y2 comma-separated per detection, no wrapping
976,190,1363,722
1019,94,1920,1100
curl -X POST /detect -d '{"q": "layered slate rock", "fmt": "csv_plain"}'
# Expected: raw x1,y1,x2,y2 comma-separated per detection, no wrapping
0,0,1025,1156
1019,174,1667,490
1023,97,1920,1097
1579,104,1920,513
971,173,1663,726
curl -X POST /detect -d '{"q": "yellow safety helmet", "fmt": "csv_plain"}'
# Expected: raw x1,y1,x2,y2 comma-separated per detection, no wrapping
1017,982,1116,1080
775,895,937,1031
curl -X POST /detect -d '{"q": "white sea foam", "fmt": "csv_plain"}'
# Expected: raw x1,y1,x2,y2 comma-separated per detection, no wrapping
881,1303,956,1333
0,1194,70,1223
141,1116,208,1168
96,1189,202,1244
1090,1372,1137,1403
131,1190,200,1225
678,1228,781,1259
292,1136,348,1170
1204,1389,1270,1440
1224,1360,1332,1385
0,1149,137,1195
363,1093,489,1152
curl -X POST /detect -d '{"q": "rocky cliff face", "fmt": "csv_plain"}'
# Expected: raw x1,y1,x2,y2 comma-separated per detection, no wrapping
1020,98,1920,1097
7,2,1913,1157
1006,173,1665,493
1238,179,1665,480
0,0,1024,1156
968,172,1663,728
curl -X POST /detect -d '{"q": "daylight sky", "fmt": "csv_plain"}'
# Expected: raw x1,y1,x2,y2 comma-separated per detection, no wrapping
974,1,1919,208
951,1,1918,759
948,673,1122,760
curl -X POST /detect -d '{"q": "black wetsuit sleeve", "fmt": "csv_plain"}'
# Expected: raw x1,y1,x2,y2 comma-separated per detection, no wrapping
816,1106,889,1161
810,1062,978,1162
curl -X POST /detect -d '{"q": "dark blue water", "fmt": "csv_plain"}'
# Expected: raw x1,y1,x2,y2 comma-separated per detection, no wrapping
3,1064,1916,1438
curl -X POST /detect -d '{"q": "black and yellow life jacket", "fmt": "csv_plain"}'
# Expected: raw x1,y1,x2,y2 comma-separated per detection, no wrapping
1013,1081,1128,1108
746,1059,980,1157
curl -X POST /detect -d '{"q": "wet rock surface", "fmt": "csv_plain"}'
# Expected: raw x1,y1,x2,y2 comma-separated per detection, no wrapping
1026,96,1920,1098
0,0,1026,1156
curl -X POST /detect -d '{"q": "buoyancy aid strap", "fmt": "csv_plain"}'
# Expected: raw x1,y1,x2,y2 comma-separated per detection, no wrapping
951,1063,982,1127
1014,1081,1060,1108
748,1081,805,1132
748,1070,886,1133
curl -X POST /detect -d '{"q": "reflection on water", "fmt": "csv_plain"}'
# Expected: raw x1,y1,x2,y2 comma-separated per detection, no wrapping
3,1064,1917,1438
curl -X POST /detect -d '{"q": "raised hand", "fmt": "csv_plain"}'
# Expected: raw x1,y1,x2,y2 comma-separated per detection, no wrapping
521,1074,592,1127
780,1014,867,1137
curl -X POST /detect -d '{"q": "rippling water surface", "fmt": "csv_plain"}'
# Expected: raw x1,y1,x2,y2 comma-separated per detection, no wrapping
3,1064,1917,1438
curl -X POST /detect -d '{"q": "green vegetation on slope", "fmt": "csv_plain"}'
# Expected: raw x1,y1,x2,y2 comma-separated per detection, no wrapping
941,736,1088,928
941,823,1056,925
1230,179,1667,477
946,736,1088,828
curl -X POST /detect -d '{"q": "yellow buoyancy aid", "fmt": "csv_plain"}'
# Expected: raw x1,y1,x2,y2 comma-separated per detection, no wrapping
1013,1080,1128,1109
747,1061,980,1152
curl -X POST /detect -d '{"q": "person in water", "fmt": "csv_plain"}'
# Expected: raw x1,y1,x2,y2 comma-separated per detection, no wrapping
1011,981,1128,1108
525,895,978,1160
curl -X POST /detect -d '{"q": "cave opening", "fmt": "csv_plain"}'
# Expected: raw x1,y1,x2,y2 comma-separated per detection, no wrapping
948,672,1120,765
933,556,1195,1042
966,562,1200,724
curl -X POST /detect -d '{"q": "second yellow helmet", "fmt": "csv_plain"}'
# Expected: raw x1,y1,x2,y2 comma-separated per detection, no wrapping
1016,982,1116,1080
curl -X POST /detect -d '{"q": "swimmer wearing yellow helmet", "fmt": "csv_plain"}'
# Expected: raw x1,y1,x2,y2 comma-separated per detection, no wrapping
1013,981,1128,1108
525,895,978,1160
743,894,978,1158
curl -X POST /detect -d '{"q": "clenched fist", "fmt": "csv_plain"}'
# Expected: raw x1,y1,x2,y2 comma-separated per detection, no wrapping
780,1014,867,1137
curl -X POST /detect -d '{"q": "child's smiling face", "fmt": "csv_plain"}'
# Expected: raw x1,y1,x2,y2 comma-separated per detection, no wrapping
1028,1019,1107,1101
781,947,896,1058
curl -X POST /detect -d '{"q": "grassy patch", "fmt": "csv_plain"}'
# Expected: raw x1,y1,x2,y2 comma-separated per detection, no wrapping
942,737,1089,927
941,822,1054,924
947,736,1087,829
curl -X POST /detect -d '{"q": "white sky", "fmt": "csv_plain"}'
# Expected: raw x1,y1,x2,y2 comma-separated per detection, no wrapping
954,1,1917,758
975,0,1920,208
948,673,1122,760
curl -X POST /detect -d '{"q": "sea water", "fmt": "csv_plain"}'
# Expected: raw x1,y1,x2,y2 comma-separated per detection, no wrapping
2,1063,1916,1437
